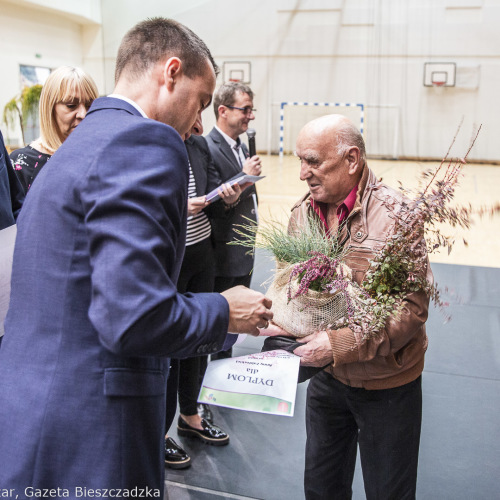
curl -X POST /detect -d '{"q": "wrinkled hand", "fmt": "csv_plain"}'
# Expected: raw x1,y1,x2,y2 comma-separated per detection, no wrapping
221,285,273,336
217,182,241,206
293,331,333,367
242,155,262,176
187,196,208,216
256,321,292,337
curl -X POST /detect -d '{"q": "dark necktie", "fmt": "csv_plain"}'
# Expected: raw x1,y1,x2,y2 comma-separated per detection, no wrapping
233,139,243,168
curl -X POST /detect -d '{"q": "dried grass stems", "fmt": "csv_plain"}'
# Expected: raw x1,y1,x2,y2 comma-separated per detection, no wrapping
232,214,347,264
360,121,497,337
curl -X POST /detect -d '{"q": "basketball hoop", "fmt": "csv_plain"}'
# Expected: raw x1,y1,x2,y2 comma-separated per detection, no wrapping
223,62,251,85
423,63,456,87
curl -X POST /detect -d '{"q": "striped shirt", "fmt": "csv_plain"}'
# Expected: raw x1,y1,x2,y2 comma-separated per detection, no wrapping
185,163,212,246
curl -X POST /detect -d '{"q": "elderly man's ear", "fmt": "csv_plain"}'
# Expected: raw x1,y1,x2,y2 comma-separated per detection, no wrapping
346,146,362,175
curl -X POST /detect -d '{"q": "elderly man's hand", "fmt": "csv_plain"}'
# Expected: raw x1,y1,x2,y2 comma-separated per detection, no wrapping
221,286,273,336
293,331,333,367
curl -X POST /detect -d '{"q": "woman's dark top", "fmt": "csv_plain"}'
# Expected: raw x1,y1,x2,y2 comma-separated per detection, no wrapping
10,145,51,192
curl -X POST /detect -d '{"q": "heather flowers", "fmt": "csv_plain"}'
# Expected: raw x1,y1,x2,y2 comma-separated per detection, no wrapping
288,251,345,300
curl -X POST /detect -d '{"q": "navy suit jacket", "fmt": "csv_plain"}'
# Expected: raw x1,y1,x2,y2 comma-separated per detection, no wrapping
206,127,257,278
0,98,229,492
0,129,24,230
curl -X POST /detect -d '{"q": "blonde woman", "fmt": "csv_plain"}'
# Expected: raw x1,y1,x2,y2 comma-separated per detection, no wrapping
10,66,98,191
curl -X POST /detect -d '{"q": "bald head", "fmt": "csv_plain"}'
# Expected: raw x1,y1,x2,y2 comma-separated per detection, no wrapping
298,114,366,165
295,114,366,207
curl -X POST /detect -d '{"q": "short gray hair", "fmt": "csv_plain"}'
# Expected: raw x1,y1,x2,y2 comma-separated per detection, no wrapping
213,82,254,119
335,120,366,164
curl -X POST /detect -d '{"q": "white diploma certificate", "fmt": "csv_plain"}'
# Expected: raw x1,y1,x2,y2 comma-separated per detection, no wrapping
198,350,300,417
205,175,265,203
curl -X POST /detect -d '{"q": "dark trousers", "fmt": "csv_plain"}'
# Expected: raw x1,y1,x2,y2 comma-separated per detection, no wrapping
305,371,422,500
165,238,215,430
211,273,252,361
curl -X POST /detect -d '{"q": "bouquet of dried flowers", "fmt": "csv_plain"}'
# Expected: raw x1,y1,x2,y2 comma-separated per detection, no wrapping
233,215,364,337
234,123,494,340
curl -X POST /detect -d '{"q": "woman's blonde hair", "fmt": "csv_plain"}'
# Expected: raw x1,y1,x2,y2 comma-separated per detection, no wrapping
39,66,99,153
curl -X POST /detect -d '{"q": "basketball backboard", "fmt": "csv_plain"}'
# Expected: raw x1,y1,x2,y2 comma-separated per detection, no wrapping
222,61,251,84
424,62,456,87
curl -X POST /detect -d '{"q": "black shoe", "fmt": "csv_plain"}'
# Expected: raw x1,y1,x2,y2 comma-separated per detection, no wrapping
164,437,191,469
197,403,214,423
177,416,229,446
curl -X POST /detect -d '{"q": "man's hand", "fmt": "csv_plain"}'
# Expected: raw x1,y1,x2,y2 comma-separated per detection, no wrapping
293,331,333,367
242,155,262,176
256,321,292,337
221,286,273,336
187,196,208,216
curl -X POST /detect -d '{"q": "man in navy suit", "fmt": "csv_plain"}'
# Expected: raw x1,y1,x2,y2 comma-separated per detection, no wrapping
0,18,272,496
0,129,24,231
206,82,262,360
0,129,24,349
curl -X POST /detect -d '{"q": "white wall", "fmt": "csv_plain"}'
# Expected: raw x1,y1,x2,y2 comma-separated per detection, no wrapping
1,0,499,161
96,0,500,161
0,0,104,146
2,0,101,24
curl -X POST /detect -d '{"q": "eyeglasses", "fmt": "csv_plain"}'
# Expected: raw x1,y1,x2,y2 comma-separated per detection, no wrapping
224,105,257,115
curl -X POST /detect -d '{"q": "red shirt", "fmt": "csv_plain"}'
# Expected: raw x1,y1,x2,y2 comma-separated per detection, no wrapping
310,184,358,233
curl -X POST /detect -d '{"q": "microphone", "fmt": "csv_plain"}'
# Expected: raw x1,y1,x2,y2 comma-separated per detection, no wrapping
247,128,256,157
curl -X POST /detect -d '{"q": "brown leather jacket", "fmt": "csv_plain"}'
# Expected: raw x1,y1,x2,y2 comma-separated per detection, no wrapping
289,166,432,389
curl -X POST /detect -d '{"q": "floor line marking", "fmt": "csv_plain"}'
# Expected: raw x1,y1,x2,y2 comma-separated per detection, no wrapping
165,480,263,500
424,369,500,382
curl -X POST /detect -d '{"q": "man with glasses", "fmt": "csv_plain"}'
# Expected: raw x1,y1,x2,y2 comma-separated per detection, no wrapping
205,82,262,363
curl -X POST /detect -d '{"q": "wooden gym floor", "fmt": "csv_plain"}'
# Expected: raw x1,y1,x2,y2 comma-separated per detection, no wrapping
257,155,500,269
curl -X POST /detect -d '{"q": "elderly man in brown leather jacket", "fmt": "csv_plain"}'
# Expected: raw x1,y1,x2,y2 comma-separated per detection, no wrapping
269,114,432,500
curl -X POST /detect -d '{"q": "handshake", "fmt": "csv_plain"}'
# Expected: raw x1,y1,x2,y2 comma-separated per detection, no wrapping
220,285,282,337
220,286,331,370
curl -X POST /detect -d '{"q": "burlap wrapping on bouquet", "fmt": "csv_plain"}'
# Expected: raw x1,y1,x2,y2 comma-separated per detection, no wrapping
266,261,352,338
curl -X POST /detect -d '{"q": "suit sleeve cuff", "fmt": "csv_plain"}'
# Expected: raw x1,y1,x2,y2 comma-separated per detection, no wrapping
221,333,239,351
